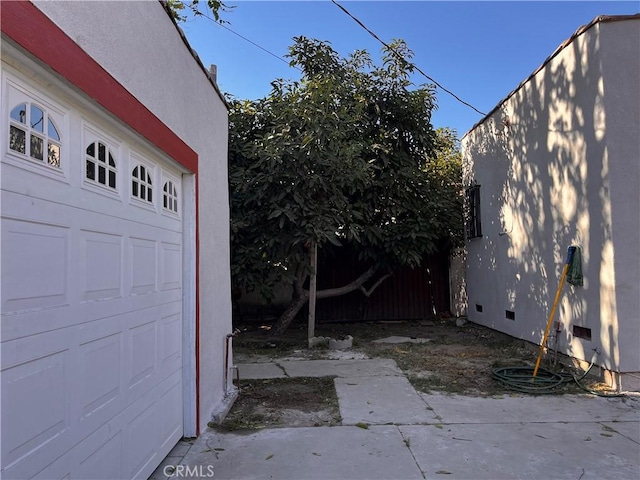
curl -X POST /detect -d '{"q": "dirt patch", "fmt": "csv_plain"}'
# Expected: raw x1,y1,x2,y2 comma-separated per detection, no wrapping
215,377,341,431
224,318,616,428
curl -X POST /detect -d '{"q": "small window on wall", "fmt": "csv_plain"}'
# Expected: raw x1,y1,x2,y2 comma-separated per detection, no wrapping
465,185,482,239
9,102,61,167
163,180,178,213
86,141,117,189
132,165,153,203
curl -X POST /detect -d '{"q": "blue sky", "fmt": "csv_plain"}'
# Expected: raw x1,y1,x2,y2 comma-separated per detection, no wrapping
180,1,638,137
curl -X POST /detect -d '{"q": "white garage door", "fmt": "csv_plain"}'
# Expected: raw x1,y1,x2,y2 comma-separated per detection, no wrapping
1,69,184,479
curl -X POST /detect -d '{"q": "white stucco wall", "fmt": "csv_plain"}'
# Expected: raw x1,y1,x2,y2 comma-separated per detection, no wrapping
599,19,640,373
32,0,232,432
462,17,639,374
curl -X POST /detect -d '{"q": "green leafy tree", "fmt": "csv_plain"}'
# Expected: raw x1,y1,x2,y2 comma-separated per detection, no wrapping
229,37,463,334
167,0,233,23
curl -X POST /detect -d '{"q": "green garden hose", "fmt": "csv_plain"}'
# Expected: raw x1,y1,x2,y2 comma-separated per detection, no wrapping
491,363,625,397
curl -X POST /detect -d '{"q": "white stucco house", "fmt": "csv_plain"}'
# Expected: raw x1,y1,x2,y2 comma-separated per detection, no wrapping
462,14,640,391
1,2,233,478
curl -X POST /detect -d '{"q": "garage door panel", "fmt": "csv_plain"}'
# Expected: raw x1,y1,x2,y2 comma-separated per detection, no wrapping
1,217,69,313
160,241,181,291
118,293,183,320
77,367,182,480
1,334,183,480
120,210,182,238
73,414,126,480
158,375,183,450
1,291,183,345
80,230,123,302
0,162,71,207
126,369,183,480
2,351,69,462
33,368,182,480
1,302,78,344
128,318,157,395
78,331,123,423
31,450,71,480
78,295,182,335
125,402,157,478
76,430,124,480
160,310,182,373
129,237,157,296
1,306,182,480
1,333,73,479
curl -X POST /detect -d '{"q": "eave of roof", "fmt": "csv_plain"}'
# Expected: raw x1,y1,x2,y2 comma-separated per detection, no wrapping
159,0,229,109
462,13,640,139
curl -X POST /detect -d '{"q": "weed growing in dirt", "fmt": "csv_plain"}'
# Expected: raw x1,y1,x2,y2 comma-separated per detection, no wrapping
217,377,341,431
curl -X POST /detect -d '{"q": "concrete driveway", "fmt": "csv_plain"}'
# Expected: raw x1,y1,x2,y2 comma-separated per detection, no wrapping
150,359,640,480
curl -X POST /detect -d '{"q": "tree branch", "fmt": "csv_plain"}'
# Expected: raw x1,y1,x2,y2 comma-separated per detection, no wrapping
359,272,392,297
316,266,377,299
272,265,391,335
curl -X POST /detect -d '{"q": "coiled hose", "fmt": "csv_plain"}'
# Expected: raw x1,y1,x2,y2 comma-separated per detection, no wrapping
492,361,625,397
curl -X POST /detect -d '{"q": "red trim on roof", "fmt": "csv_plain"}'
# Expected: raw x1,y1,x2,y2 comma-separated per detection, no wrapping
1,1,198,173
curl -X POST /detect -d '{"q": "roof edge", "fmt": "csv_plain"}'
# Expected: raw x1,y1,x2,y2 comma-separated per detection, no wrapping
159,0,229,109
462,13,640,140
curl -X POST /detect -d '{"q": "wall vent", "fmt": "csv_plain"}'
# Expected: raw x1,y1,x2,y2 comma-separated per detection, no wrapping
573,325,592,340
506,310,515,321
475,304,483,313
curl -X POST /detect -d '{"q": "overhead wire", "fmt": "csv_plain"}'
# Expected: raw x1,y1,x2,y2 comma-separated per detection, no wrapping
330,0,486,116
188,1,484,114
186,5,302,72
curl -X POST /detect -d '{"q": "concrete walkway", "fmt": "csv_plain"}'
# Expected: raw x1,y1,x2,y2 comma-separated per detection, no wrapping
151,359,640,480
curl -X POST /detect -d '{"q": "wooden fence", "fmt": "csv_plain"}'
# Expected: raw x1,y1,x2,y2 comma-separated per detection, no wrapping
310,249,451,323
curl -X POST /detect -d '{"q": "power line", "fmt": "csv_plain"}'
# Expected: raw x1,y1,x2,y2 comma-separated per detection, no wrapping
188,6,302,72
331,0,486,116
188,1,485,115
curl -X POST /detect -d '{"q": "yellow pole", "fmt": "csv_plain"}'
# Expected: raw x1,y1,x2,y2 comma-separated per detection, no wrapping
532,247,574,379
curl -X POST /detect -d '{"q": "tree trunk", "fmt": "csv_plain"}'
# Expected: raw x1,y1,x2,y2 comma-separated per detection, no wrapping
307,242,318,342
272,289,309,335
270,265,390,336
271,270,309,335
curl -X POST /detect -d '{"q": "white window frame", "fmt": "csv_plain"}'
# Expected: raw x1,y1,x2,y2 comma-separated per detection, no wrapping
81,122,122,201
162,172,181,218
130,154,156,211
3,76,69,182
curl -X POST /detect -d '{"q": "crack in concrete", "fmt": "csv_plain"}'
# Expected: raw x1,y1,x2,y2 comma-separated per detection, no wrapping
397,426,427,479
273,361,289,377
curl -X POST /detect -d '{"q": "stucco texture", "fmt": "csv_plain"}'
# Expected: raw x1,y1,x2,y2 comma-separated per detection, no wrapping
462,16,640,374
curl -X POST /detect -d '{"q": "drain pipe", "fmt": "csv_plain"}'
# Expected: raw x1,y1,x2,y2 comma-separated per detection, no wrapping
224,329,240,394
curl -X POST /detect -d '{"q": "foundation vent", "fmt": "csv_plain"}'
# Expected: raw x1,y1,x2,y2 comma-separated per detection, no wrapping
573,325,592,340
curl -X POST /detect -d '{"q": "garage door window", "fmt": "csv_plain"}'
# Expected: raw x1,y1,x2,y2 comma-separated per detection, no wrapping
9,102,61,167
163,181,178,213
85,141,117,189
132,165,153,203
